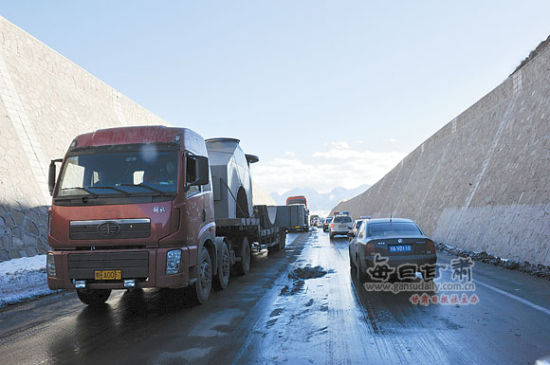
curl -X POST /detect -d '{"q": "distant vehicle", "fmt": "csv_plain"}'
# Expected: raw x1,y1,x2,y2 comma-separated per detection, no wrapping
276,204,308,232
286,195,308,209
285,195,308,230
315,218,323,228
310,214,319,226
323,216,333,232
329,215,353,239
348,218,437,283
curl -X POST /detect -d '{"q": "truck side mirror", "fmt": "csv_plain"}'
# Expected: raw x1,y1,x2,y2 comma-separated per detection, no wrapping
195,156,210,186
48,159,62,196
186,155,210,189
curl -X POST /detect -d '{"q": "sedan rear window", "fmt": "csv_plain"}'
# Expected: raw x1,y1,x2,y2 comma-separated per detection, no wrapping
334,216,352,223
367,222,422,237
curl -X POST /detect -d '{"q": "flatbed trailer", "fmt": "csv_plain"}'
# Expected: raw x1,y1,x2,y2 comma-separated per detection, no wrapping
215,216,286,255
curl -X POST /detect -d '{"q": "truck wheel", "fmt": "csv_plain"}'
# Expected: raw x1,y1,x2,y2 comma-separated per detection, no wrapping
268,243,279,254
268,231,286,254
76,289,111,306
278,230,286,251
235,237,250,275
214,242,231,290
193,246,212,304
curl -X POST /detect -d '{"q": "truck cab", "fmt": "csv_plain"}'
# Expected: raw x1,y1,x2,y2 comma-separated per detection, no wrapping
47,126,216,304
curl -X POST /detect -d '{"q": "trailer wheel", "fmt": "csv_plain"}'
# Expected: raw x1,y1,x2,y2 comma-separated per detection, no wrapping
192,246,212,304
268,231,286,254
278,230,286,251
214,242,231,290
76,289,111,306
235,237,250,275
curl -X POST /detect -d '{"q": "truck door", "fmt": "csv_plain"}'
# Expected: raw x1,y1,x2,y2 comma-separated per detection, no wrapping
183,153,212,262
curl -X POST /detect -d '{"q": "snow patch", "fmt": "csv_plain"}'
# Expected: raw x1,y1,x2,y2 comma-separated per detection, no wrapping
0,255,59,307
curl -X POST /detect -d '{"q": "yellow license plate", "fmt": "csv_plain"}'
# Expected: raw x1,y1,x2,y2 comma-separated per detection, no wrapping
94,270,122,280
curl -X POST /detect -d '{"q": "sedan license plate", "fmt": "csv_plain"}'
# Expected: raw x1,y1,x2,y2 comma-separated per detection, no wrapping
389,244,412,253
94,270,122,280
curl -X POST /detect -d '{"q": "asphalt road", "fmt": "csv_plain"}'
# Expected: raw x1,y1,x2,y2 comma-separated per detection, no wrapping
1,229,550,364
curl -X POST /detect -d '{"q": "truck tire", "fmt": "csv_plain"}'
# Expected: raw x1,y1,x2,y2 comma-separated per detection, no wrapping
278,230,286,251
268,230,286,254
193,246,213,304
214,241,231,290
235,237,250,275
76,289,111,306
268,242,279,254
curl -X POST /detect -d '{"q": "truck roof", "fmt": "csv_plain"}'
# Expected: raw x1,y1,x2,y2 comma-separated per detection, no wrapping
74,125,190,148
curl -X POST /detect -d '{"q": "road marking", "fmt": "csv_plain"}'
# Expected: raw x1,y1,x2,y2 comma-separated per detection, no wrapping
476,280,550,316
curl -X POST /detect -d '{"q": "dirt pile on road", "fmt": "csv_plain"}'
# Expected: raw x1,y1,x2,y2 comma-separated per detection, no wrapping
281,265,333,296
288,265,331,280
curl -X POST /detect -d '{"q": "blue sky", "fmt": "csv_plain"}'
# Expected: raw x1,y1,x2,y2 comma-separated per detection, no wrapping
1,1,549,194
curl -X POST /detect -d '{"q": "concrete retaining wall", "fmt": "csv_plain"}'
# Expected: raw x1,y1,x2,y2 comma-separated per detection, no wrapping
0,17,167,261
333,38,550,266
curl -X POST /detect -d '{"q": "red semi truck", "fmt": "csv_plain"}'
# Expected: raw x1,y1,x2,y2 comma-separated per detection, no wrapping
46,126,285,305
285,195,307,209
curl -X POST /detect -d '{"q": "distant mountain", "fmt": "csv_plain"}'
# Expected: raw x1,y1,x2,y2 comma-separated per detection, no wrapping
270,185,370,213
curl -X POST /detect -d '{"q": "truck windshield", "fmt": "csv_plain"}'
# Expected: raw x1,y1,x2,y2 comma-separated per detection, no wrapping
56,144,179,198
367,222,422,237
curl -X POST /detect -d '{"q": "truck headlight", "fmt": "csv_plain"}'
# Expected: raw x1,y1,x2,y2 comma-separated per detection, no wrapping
166,249,181,275
47,253,56,277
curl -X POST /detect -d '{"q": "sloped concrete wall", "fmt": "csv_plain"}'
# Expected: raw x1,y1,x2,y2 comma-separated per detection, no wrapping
333,39,550,266
0,16,167,261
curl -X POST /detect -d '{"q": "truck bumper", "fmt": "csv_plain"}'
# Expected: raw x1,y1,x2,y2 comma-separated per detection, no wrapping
47,247,190,291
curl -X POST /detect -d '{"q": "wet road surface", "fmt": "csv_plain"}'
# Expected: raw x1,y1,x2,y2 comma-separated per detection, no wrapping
1,229,550,364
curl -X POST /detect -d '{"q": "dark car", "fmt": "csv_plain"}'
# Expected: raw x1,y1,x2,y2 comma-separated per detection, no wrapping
348,218,436,282
323,216,333,232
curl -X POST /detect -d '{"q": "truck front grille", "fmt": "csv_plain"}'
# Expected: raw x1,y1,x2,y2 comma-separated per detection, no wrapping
68,251,149,279
69,218,150,240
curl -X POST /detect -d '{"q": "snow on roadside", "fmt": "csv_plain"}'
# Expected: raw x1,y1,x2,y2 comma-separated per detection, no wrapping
0,255,59,307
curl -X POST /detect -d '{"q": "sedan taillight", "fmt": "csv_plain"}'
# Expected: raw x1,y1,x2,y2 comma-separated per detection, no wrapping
426,240,435,254
365,241,375,255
